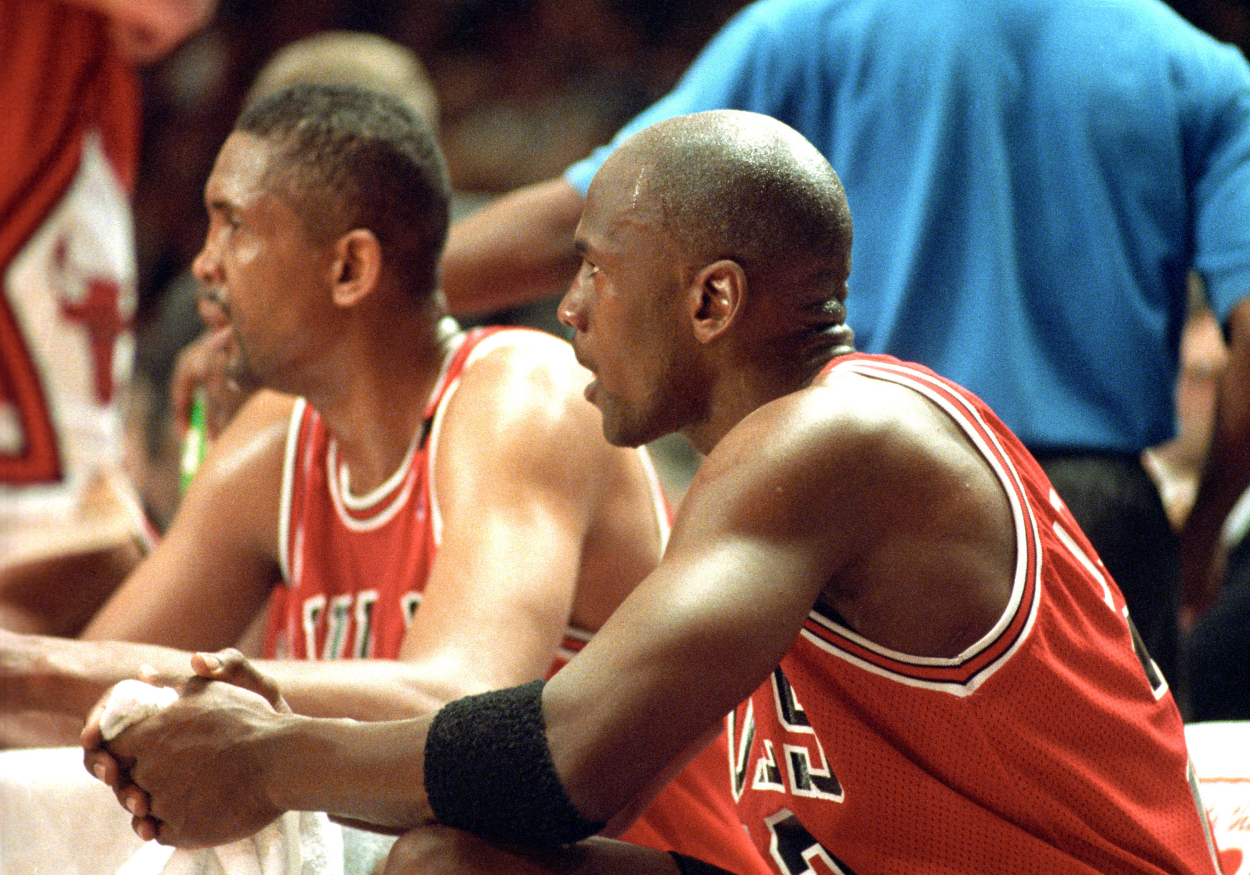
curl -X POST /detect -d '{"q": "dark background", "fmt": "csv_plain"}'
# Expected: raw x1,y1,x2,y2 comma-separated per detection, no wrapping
130,0,1250,326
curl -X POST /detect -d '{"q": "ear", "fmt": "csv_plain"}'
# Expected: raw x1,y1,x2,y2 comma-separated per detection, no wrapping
689,259,746,344
328,228,383,308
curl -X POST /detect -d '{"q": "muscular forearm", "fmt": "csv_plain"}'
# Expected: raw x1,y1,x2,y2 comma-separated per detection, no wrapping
0,634,197,746
261,713,437,833
440,178,584,317
0,711,88,749
252,658,465,721
5,634,536,748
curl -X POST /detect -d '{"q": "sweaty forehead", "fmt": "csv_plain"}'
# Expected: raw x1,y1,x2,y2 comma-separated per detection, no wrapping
582,155,662,245
205,132,276,209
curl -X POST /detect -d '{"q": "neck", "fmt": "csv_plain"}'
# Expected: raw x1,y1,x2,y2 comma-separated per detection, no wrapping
681,359,814,456
311,305,461,495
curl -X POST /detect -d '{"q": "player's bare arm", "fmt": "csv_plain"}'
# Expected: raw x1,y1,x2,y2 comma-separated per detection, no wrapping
1181,295,1250,614
0,392,289,747
381,331,660,711
440,179,585,317
541,371,1015,824
83,390,290,649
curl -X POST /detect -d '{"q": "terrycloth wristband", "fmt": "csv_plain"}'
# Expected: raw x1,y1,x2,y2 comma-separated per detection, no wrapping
423,680,606,847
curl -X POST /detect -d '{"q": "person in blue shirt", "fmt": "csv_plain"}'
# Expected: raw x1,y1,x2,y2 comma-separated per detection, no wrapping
440,0,1250,692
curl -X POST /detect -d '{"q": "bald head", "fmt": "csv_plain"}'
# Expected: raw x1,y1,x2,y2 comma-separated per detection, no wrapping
602,110,853,297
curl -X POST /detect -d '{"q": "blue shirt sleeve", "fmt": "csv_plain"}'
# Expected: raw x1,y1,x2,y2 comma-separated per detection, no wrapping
1188,40,1250,322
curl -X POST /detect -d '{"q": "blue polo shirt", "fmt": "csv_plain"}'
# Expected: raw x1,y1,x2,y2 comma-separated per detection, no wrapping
567,0,1250,451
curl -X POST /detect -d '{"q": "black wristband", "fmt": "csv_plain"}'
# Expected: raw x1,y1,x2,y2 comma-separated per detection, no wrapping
669,852,742,875
424,679,606,847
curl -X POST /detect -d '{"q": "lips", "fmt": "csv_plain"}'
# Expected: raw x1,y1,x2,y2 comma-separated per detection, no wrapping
197,286,229,329
570,341,599,400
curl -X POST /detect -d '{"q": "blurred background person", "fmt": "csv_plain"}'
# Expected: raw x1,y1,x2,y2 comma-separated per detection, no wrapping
0,0,215,637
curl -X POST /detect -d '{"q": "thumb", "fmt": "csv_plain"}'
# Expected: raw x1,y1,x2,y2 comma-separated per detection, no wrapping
190,648,291,713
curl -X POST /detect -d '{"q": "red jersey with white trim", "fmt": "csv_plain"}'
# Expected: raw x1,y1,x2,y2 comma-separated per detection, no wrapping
0,0,141,497
265,326,771,875
262,328,608,663
728,354,1220,875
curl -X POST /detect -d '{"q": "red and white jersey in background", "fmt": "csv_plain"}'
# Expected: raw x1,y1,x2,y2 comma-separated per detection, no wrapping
1,0,145,560
729,353,1221,875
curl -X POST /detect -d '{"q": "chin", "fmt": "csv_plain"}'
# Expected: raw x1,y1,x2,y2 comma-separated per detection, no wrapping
601,426,639,449
603,418,665,450
599,418,641,449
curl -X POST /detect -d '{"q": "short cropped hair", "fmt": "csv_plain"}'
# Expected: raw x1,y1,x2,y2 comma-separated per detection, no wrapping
237,83,450,296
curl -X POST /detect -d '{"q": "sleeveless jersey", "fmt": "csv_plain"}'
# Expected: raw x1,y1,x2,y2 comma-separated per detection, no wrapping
264,326,771,875
264,329,581,660
0,0,146,558
727,354,1221,875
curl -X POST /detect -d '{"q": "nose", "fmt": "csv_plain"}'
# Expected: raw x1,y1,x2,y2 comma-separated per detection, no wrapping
191,234,227,323
191,238,218,286
558,279,587,333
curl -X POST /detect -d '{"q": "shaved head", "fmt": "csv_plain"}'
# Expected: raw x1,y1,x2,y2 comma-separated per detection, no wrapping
567,111,858,451
603,110,853,297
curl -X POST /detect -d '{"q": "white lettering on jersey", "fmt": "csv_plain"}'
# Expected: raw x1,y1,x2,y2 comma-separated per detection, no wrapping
729,669,843,803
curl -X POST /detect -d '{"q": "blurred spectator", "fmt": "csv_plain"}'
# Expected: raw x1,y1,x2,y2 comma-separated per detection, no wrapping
0,0,214,636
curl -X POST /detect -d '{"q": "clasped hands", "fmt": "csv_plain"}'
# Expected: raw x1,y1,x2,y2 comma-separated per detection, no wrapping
81,648,289,848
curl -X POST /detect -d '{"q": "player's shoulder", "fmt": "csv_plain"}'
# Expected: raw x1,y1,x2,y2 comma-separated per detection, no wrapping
752,366,918,447
203,390,300,472
454,327,589,402
707,366,956,500
433,328,621,479
174,391,294,533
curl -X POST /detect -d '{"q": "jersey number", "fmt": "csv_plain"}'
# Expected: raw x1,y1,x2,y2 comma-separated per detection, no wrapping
729,669,843,802
764,809,858,875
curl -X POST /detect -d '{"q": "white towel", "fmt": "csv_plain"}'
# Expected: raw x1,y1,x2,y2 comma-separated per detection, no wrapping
100,680,344,875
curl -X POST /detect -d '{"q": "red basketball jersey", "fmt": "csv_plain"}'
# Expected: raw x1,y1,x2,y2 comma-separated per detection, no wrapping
265,326,770,875
728,354,1221,874
0,0,140,493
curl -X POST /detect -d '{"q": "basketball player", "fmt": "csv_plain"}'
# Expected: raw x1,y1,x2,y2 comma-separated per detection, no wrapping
4,86,768,874
0,0,215,636
92,110,1224,874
